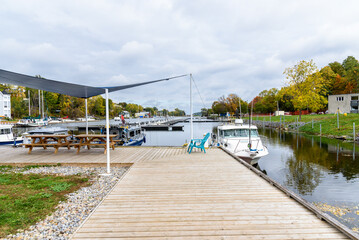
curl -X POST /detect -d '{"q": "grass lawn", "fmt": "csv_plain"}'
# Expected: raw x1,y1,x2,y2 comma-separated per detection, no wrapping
0,165,89,237
245,113,359,138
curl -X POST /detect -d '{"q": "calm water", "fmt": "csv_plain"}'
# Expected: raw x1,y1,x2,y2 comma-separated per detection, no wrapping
144,122,359,231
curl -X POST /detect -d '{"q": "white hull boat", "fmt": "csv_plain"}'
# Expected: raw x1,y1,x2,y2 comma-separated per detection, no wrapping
0,124,23,145
218,119,268,165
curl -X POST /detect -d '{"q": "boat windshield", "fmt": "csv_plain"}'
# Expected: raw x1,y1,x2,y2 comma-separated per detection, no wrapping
221,129,258,138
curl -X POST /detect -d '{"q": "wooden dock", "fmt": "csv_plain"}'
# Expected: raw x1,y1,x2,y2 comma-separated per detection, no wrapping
0,146,186,166
50,147,350,239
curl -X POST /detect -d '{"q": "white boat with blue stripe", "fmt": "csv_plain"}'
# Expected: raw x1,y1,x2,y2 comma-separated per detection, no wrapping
0,124,23,145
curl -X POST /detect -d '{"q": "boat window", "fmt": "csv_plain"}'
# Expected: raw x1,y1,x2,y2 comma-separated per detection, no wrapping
1,129,11,134
221,129,258,137
235,129,249,137
250,129,258,137
130,131,135,137
223,130,236,137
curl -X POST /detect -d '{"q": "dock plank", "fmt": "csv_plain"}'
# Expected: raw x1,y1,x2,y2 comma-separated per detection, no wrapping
71,148,349,239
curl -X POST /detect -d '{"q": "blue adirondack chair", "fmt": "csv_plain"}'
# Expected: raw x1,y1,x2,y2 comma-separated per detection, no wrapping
187,133,210,154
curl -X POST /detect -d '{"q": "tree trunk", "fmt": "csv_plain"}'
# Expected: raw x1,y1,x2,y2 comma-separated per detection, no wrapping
299,109,302,121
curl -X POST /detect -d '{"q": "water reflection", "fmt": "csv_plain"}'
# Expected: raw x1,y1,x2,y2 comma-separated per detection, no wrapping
258,128,359,232
259,128,359,183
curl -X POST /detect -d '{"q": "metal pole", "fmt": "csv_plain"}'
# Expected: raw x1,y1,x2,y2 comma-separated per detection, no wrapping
312,119,313,128
85,99,88,135
42,90,44,118
105,89,110,174
38,89,41,117
190,74,193,140
28,90,31,116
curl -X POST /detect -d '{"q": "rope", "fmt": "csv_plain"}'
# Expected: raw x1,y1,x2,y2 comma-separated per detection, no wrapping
190,75,206,109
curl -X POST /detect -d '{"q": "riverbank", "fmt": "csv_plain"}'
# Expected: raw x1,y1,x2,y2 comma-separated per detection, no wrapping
246,114,359,140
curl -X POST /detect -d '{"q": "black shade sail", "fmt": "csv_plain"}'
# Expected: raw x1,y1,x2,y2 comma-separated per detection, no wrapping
0,69,187,98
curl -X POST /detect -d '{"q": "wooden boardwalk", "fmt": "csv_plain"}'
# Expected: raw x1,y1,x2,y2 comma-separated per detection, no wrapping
0,146,186,166
70,148,348,239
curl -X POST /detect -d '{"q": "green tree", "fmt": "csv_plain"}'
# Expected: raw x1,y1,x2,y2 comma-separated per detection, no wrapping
328,61,345,77
319,66,337,96
284,60,327,120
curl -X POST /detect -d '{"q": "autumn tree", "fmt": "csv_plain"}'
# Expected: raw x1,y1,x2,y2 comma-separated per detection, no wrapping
284,60,327,120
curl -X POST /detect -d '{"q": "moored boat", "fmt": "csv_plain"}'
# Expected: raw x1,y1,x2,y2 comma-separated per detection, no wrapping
22,127,69,144
102,125,146,146
217,119,268,165
0,124,23,145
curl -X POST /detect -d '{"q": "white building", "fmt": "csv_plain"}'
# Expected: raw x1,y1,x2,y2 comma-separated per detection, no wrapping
0,90,11,119
135,111,150,118
328,93,359,114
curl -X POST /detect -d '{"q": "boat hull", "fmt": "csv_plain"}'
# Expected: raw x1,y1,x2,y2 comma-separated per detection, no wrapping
0,139,23,145
123,137,145,146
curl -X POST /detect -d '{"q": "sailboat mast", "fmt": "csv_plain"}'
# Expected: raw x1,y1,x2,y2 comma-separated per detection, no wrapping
42,90,44,118
38,89,41,117
28,90,31,116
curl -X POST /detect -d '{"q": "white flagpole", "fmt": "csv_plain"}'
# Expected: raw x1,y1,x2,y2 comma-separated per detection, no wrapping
105,89,110,174
85,98,88,135
190,74,193,140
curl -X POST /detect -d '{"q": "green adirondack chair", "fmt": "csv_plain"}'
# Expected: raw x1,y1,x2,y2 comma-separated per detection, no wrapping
187,133,210,154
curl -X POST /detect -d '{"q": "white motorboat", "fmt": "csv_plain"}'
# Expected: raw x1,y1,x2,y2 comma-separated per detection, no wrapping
217,119,268,165
0,124,23,145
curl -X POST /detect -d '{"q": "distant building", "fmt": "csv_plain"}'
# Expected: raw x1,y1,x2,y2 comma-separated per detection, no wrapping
0,90,11,118
121,111,130,118
274,111,285,116
135,111,150,118
328,93,359,114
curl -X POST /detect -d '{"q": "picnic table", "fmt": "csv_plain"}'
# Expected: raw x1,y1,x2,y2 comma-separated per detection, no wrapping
73,134,117,154
23,134,71,154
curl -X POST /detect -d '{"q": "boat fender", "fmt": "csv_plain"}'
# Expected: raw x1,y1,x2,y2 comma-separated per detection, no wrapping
247,143,251,149
143,136,146,143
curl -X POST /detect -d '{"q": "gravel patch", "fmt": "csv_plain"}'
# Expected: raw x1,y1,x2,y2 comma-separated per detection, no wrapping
4,166,129,240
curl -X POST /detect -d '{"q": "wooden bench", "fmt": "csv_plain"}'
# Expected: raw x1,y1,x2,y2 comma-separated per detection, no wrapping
73,134,117,154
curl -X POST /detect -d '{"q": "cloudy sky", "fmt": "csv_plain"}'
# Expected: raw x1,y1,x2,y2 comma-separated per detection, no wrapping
1,0,358,113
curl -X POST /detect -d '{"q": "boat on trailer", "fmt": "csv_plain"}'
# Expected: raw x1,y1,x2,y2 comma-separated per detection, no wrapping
217,119,268,165
0,124,23,145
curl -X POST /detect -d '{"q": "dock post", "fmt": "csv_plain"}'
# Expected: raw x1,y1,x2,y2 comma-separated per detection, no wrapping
320,124,322,136
354,122,356,141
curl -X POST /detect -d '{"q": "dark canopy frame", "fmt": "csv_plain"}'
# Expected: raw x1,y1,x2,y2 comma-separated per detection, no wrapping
0,69,187,173
0,69,186,98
